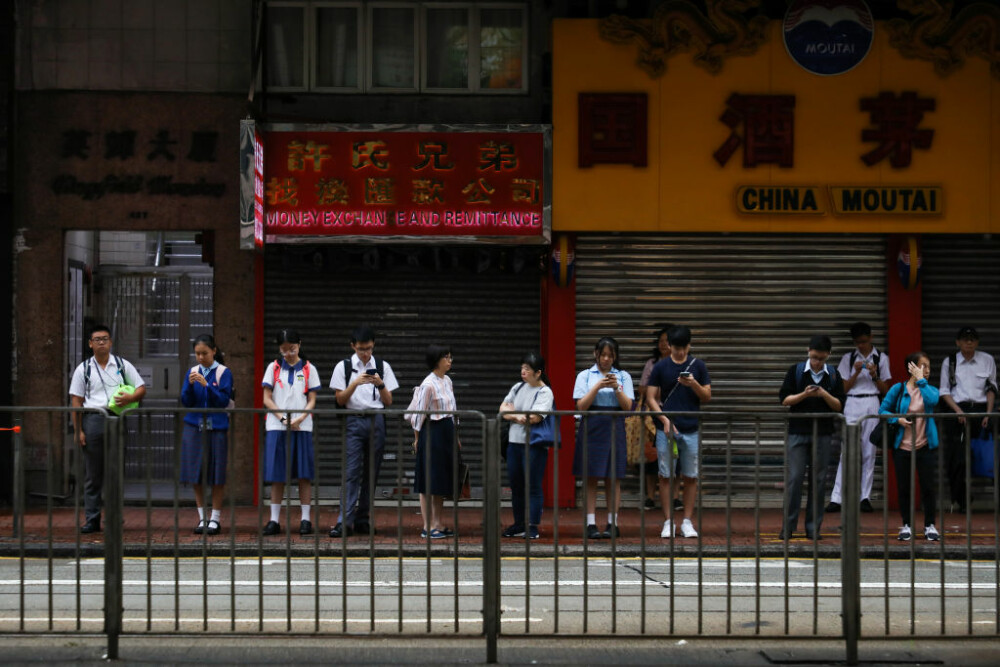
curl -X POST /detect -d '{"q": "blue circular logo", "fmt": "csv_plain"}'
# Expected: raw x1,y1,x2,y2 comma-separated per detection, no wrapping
784,0,874,76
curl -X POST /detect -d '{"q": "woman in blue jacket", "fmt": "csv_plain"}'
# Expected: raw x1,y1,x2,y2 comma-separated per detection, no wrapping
180,334,234,536
879,351,940,542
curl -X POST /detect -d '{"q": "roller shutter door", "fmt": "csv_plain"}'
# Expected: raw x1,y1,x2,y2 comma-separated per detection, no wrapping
264,244,541,499
575,234,888,507
921,235,1000,380
921,235,1000,502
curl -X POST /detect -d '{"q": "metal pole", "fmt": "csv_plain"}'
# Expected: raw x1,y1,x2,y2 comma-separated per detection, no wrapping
483,418,501,664
841,420,861,666
103,415,123,660
12,416,22,538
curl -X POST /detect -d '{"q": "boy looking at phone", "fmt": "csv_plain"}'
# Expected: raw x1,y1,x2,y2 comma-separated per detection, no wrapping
328,325,399,538
645,325,711,539
778,335,845,541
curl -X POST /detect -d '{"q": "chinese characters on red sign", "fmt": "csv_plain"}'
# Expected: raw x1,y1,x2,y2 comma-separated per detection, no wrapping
264,131,545,238
714,91,934,169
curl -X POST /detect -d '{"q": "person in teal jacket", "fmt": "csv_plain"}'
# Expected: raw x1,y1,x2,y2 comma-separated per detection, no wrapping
879,352,940,542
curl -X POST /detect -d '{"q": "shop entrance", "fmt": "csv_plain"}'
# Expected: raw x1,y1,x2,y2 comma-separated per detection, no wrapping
64,232,214,499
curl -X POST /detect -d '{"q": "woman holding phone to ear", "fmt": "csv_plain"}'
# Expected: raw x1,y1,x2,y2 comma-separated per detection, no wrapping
879,351,941,542
573,337,634,540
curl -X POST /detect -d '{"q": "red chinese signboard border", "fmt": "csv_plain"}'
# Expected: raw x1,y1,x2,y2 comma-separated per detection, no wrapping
262,125,550,243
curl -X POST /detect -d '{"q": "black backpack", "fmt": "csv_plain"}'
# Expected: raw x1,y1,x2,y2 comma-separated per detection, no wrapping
849,349,881,377
948,350,999,396
84,355,129,390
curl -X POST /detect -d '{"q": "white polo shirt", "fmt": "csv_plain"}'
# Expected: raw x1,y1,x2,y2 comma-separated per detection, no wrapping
328,353,399,410
262,360,321,431
940,350,997,404
69,355,145,409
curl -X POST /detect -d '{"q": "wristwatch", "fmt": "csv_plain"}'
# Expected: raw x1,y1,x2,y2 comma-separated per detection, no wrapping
375,383,385,390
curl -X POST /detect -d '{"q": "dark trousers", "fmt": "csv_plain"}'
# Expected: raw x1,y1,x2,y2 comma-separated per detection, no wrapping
336,414,385,527
892,446,938,528
507,442,549,528
783,433,832,536
81,413,108,523
942,402,985,509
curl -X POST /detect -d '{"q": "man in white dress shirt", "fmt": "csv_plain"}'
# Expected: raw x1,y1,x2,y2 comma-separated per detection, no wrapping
328,325,399,537
939,326,997,513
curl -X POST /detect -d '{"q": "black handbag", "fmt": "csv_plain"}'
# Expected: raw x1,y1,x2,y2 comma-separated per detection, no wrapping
869,385,904,446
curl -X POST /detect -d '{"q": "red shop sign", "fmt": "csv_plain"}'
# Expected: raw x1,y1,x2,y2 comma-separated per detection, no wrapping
263,129,546,239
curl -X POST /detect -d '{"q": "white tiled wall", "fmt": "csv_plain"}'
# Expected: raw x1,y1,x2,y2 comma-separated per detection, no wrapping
22,0,251,91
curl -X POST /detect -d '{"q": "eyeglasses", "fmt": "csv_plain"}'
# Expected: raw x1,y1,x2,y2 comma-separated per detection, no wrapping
90,336,111,343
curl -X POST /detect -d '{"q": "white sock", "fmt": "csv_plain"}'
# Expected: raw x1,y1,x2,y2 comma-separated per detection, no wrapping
197,507,205,521
270,504,281,523
210,509,221,523
586,513,596,525
301,505,311,521
607,513,617,526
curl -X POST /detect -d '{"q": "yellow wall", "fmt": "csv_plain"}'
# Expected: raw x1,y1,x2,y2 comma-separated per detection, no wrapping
553,19,998,233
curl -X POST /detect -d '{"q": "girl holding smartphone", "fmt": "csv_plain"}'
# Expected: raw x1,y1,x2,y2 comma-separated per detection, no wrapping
573,337,634,539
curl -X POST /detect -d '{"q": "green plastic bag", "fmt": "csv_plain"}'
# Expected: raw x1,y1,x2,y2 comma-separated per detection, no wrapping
108,384,139,415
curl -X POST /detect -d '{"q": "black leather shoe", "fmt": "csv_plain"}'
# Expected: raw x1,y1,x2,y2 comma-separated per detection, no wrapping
825,502,841,513
586,524,602,539
329,522,352,538
806,532,823,541
262,520,280,536
603,524,621,539
80,519,101,534
299,520,313,535
859,499,874,513
353,521,374,535
194,520,207,535
206,520,220,536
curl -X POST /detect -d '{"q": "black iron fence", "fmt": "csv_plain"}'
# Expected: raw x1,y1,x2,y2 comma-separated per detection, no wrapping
1,406,999,665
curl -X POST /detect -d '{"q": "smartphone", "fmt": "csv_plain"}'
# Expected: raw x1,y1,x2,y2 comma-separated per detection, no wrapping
366,369,378,376
679,371,692,379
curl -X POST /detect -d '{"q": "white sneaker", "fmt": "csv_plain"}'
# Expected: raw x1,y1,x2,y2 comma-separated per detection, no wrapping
924,524,940,541
680,518,698,538
897,524,912,541
660,520,674,538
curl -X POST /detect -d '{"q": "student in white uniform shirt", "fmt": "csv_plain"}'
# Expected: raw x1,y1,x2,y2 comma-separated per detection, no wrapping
328,325,399,539
68,324,146,534
261,329,321,536
827,322,891,514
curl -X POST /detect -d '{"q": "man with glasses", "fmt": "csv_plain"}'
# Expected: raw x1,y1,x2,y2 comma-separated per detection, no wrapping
939,326,997,513
68,324,146,534
328,325,398,538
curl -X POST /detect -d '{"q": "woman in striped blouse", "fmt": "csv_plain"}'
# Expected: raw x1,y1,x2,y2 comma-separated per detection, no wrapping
410,344,459,539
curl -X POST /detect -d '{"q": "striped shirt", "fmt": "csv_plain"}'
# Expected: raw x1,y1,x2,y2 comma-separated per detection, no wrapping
409,372,457,432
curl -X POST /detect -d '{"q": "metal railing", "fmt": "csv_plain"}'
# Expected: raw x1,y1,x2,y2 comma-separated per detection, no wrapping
1,406,998,664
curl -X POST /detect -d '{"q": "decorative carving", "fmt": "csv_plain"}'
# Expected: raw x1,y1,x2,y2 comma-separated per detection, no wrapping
599,0,769,77
886,0,1000,80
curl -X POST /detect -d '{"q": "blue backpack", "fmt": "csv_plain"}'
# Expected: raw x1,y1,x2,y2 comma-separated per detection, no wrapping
795,361,838,393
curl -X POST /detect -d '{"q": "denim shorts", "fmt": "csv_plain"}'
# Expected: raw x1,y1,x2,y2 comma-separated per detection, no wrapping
656,429,699,479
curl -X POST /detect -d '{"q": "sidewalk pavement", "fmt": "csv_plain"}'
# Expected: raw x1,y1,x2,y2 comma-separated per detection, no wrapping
1,503,996,557
1,636,999,666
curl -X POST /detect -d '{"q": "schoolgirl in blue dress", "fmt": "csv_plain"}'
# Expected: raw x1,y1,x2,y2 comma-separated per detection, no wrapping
261,329,321,536
180,334,234,536
573,337,634,539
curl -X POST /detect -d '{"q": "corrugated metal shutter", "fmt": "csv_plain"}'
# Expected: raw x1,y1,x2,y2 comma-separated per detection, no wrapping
921,235,1000,501
921,235,1000,380
575,234,887,507
264,244,541,499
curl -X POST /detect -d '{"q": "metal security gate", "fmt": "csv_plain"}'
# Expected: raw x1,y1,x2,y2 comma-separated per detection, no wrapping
100,270,214,487
921,235,1000,379
263,244,542,499
574,234,888,507
920,234,1000,502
